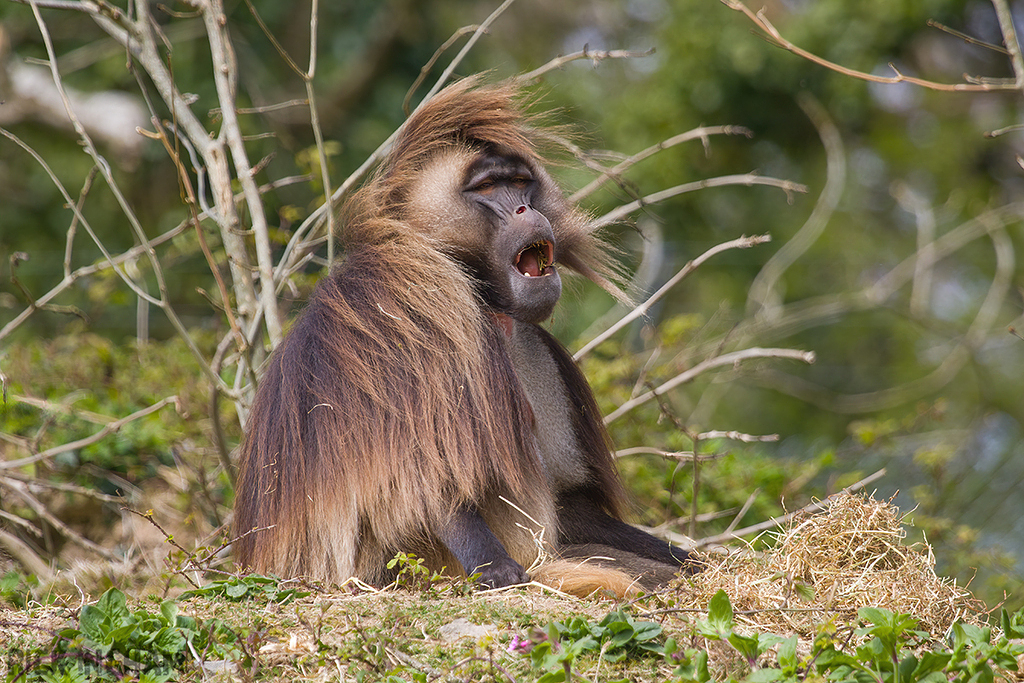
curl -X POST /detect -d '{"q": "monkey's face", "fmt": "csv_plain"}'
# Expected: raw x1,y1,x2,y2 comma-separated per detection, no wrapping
410,150,563,323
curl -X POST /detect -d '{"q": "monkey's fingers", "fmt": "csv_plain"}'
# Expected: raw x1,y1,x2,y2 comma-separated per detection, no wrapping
473,557,529,590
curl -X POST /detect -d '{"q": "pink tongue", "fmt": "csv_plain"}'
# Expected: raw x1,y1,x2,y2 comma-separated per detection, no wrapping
518,249,542,277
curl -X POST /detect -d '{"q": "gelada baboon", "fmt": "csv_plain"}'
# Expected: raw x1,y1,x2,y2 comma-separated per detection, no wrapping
234,77,695,595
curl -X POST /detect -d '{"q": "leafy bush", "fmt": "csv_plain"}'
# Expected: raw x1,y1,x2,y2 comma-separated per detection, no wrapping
7,587,241,682
179,574,310,605
511,608,667,682
664,590,1024,682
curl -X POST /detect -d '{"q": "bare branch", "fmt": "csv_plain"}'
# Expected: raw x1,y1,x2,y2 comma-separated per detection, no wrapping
740,203,1024,346
696,430,780,443
692,468,887,547
589,173,807,229
419,0,517,102
404,25,482,115
748,93,844,319
721,0,1018,92
568,125,753,204
603,347,815,424
0,396,180,470
575,234,772,359
515,46,655,84
0,528,53,581
991,0,1024,91
891,182,937,318
764,224,1014,414
0,127,157,305
2,478,120,561
200,0,282,346
927,19,1009,55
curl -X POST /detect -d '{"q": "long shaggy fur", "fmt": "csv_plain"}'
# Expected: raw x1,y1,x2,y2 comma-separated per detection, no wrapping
234,78,634,588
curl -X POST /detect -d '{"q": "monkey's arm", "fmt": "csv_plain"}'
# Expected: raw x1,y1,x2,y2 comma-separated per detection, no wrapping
437,505,529,589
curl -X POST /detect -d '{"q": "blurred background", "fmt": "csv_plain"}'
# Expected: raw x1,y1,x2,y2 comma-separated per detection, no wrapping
1,0,1022,609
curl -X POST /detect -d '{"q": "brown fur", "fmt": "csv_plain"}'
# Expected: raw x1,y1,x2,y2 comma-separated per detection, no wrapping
234,77,684,593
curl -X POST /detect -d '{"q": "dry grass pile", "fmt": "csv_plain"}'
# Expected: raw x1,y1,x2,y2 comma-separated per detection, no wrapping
673,492,985,636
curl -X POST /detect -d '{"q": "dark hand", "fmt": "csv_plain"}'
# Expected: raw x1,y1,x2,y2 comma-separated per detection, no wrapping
473,557,529,589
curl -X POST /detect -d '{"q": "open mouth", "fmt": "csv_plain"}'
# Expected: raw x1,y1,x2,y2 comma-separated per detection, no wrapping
514,240,555,278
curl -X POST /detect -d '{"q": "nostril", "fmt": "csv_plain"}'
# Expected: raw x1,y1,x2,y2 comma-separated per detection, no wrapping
516,205,527,215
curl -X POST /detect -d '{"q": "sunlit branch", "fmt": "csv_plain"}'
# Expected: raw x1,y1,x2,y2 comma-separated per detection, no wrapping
722,0,1020,92
575,234,772,360
569,125,753,204
590,173,807,229
515,47,655,84
603,346,816,424
0,397,181,471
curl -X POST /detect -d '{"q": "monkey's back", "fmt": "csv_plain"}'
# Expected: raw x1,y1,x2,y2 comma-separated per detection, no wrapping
233,235,555,584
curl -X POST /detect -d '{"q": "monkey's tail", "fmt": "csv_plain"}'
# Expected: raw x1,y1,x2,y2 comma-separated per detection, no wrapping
530,559,646,599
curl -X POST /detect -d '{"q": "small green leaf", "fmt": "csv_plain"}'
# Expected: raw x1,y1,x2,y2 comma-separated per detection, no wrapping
78,604,105,641
160,599,178,624
632,621,663,642
745,668,785,682
857,606,891,626
226,582,249,598
694,649,711,683
708,589,734,632
777,634,798,672
96,587,128,614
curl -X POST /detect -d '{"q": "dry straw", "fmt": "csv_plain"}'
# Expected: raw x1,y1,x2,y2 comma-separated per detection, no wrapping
670,492,986,637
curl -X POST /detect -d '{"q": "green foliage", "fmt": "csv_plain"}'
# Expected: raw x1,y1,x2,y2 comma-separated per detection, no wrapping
386,552,450,592
697,590,786,669
671,590,1024,683
178,574,310,605
0,333,233,565
6,587,242,682
511,608,666,681
0,334,219,484
0,572,35,609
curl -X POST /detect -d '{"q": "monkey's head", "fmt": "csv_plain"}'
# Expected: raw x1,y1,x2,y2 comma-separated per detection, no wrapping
401,145,565,323
344,77,625,323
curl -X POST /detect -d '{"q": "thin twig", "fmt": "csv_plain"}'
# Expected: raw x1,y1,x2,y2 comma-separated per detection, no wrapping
590,173,806,229
724,489,759,535
926,19,1009,55
569,125,753,204
748,93,843,318
891,182,937,318
63,167,97,277
603,347,815,424
0,397,180,470
692,468,887,547
697,430,780,443
991,0,1024,90
515,46,655,84
404,25,482,115
722,0,1019,92
145,119,246,349
613,447,728,462
123,508,202,587
575,234,772,360
2,478,121,561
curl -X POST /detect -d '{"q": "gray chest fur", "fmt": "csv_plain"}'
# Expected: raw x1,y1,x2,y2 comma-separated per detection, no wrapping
507,323,589,491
